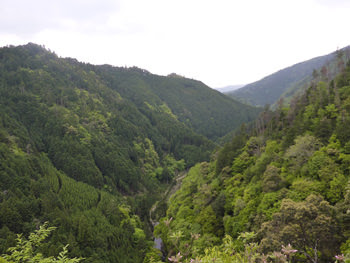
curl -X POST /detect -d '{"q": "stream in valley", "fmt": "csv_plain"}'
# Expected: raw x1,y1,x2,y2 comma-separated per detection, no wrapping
149,171,187,254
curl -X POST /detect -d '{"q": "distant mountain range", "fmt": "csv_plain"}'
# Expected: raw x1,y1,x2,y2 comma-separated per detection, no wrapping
215,84,245,93
225,46,350,107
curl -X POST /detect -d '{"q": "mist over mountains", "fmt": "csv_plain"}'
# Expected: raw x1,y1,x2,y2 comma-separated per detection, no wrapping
215,84,245,93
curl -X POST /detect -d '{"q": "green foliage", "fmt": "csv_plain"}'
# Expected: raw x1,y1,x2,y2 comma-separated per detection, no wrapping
158,61,350,262
1,43,254,262
1,222,82,262
260,195,340,262
215,125,248,174
0,146,149,262
284,134,321,173
262,165,285,193
3,43,350,263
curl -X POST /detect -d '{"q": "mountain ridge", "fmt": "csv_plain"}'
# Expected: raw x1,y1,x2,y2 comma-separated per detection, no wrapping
227,46,350,107
215,84,245,93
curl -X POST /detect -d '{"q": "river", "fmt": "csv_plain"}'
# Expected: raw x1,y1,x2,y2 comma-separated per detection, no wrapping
150,171,188,254
153,222,163,250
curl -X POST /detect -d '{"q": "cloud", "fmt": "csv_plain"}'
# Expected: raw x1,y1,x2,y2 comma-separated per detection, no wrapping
0,0,120,36
1,0,350,87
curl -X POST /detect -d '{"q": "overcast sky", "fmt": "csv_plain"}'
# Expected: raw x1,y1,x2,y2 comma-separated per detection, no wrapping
1,0,350,88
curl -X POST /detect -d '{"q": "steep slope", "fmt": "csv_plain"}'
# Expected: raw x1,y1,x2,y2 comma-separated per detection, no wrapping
279,46,350,106
0,148,149,262
93,66,260,141
227,46,350,107
155,60,350,262
0,43,259,262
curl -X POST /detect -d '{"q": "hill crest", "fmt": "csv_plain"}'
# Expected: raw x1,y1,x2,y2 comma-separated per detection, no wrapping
227,46,350,107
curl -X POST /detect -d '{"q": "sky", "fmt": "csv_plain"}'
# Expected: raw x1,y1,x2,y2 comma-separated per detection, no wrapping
1,0,350,88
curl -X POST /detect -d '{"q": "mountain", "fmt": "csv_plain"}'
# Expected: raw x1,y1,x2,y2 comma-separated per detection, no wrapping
227,46,350,107
94,67,259,141
0,43,259,262
215,84,244,93
154,60,350,262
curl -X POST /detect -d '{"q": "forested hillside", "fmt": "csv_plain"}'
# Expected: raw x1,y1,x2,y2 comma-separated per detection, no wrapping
154,59,350,262
0,43,259,262
227,46,350,107
93,68,259,141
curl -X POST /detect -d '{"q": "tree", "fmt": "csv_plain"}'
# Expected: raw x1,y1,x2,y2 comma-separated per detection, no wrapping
0,222,82,263
262,165,285,192
260,195,341,262
285,134,321,173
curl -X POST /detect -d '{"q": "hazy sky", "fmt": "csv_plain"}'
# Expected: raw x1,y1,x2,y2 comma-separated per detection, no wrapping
1,0,350,88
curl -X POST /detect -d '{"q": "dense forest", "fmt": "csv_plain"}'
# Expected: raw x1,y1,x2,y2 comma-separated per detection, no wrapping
0,43,259,262
153,57,350,262
2,42,350,263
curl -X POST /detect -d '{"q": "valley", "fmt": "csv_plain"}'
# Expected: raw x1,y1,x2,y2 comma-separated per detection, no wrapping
1,43,350,263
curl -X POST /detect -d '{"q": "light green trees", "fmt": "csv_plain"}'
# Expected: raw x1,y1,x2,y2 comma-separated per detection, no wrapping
0,223,82,263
